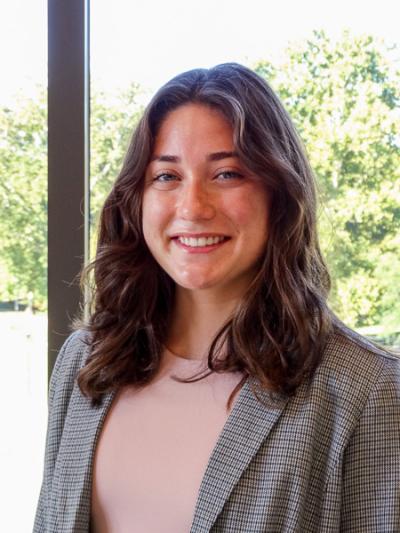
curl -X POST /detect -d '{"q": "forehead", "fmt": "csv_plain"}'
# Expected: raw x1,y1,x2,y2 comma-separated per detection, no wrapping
152,103,235,155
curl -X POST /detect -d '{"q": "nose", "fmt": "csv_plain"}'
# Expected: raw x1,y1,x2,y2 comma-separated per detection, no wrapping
176,179,216,221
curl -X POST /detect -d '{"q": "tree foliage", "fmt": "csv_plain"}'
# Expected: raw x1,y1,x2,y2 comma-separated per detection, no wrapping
0,92,47,308
90,84,144,226
0,85,144,309
1,32,399,333
255,31,400,329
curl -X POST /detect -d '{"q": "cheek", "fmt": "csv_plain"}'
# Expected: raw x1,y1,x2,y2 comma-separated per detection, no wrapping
226,187,269,234
142,191,174,254
142,192,164,229
142,193,159,247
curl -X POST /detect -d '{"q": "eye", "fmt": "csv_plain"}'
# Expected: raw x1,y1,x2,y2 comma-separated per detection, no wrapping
153,172,178,182
150,172,180,190
215,170,244,181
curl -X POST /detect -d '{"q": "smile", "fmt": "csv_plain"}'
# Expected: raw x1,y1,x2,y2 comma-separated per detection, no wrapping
172,234,231,253
177,235,227,247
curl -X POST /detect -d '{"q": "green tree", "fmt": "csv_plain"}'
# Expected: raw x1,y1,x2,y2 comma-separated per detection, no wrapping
2,33,399,331
90,83,144,232
0,84,144,309
0,92,47,309
255,31,400,330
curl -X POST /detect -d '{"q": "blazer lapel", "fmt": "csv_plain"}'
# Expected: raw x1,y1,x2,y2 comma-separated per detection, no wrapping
190,377,289,533
52,383,116,532
50,373,288,532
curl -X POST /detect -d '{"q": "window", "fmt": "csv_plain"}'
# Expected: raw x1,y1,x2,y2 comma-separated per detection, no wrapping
0,1,47,529
90,0,400,346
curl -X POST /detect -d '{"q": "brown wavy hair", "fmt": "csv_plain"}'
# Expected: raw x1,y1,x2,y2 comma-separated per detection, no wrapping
77,62,335,408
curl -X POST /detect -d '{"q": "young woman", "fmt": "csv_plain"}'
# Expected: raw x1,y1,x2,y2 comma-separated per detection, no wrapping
34,63,400,533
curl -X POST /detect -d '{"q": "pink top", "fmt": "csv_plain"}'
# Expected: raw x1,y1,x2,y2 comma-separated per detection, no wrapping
90,349,245,533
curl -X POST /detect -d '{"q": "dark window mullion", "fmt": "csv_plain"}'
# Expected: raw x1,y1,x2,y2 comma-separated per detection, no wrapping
48,0,90,379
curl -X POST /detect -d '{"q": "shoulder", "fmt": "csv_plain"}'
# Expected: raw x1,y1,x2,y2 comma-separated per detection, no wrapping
311,329,400,426
33,330,94,531
48,329,93,406
321,328,399,386
322,333,400,526
286,329,400,481
45,329,94,462
51,329,92,380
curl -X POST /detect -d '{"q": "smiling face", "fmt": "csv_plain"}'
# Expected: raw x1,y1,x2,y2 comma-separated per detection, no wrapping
142,103,269,300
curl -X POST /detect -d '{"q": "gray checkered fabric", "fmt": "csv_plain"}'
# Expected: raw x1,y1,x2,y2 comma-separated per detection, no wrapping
33,329,400,532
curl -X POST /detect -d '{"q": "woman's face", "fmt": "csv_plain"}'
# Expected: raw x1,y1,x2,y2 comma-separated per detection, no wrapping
142,103,269,299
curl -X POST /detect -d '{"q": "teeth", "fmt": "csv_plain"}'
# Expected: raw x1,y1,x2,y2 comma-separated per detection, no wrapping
178,236,226,247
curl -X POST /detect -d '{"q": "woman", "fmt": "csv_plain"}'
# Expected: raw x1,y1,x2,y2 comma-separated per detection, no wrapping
34,63,400,532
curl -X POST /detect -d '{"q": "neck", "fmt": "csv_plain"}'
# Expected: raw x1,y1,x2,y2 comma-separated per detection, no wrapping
166,287,242,360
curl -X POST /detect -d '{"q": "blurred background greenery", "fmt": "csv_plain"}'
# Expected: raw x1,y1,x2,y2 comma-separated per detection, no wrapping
1,31,399,347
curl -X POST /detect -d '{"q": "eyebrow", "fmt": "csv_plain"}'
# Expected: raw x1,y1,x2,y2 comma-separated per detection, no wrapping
150,151,239,163
208,150,239,162
150,154,179,163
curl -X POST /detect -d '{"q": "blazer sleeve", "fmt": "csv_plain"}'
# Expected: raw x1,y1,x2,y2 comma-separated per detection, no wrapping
340,356,400,532
33,330,88,533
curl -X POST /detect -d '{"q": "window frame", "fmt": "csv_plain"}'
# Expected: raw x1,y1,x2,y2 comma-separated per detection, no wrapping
48,0,90,377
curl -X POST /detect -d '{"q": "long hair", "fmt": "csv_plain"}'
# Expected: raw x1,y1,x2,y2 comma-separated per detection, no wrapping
77,62,334,407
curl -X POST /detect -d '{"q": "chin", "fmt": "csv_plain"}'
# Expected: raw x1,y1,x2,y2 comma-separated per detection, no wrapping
176,281,217,292
172,274,221,292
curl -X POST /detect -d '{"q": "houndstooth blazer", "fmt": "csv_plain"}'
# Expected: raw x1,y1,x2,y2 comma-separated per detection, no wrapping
33,329,400,532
